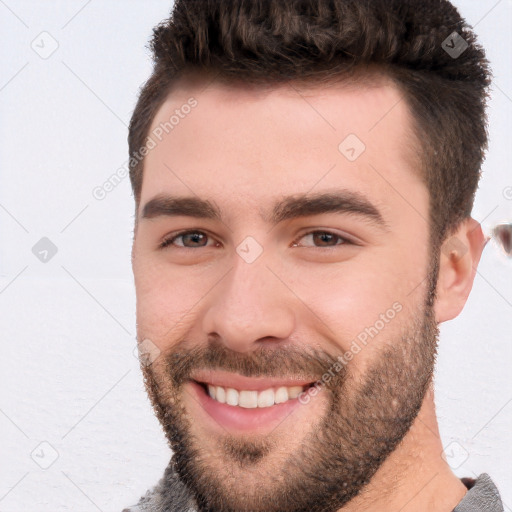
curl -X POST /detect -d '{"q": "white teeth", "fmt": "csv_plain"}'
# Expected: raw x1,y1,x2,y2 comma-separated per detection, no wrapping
205,383,308,408
239,390,258,408
287,386,303,399
257,389,274,408
274,387,289,404
226,387,238,406
216,386,226,404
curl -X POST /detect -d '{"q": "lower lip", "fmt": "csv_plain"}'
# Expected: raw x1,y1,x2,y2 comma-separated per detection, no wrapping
187,380,308,433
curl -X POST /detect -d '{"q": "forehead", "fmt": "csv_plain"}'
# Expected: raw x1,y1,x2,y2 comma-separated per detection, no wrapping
139,74,424,224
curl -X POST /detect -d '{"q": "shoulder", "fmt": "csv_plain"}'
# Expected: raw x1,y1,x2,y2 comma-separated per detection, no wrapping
453,473,504,512
122,459,198,512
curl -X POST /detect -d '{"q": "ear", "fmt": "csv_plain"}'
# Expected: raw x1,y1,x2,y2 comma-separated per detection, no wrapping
434,217,488,323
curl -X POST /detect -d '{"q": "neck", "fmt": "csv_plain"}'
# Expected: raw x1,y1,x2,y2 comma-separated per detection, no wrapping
339,385,468,512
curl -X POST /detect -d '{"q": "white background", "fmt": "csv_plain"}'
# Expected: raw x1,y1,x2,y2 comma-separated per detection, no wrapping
0,1,511,510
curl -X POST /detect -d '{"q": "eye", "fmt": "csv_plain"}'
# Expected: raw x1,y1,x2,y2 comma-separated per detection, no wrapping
159,230,218,249
159,229,355,251
291,230,354,248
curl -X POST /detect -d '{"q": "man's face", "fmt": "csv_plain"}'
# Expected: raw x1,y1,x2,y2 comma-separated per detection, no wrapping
131,75,438,511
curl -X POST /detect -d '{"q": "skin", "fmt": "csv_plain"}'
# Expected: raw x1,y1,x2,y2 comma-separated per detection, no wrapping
131,71,486,511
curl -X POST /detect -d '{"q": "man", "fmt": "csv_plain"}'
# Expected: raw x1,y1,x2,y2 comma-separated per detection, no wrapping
124,0,504,510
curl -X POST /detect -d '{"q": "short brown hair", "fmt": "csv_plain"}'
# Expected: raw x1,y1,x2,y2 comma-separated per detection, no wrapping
128,0,491,248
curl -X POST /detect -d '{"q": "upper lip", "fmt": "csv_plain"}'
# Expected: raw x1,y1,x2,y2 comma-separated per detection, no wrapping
190,370,315,391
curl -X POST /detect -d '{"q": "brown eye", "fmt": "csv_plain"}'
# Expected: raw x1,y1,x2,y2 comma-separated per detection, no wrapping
293,230,352,248
311,232,345,247
160,230,213,249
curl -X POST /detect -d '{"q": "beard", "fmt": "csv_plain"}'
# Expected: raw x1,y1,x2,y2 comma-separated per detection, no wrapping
140,258,440,512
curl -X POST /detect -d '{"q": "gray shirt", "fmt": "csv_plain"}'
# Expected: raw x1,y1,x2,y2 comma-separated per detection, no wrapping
123,462,504,512
453,473,503,512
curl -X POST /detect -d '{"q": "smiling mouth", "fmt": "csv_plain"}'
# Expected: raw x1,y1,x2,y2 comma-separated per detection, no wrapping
194,381,315,408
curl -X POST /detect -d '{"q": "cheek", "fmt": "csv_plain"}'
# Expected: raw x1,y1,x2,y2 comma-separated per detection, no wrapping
133,256,221,345
133,263,183,339
281,250,421,354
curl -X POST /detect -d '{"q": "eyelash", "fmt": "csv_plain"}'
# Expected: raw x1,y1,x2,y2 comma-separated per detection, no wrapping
159,229,355,250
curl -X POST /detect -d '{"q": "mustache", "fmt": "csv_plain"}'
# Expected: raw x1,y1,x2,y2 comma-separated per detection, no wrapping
160,337,348,389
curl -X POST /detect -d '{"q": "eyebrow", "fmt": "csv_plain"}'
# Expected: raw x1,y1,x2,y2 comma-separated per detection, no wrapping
140,190,389,231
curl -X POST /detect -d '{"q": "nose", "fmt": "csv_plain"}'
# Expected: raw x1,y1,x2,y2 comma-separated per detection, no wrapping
201,255,296,353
